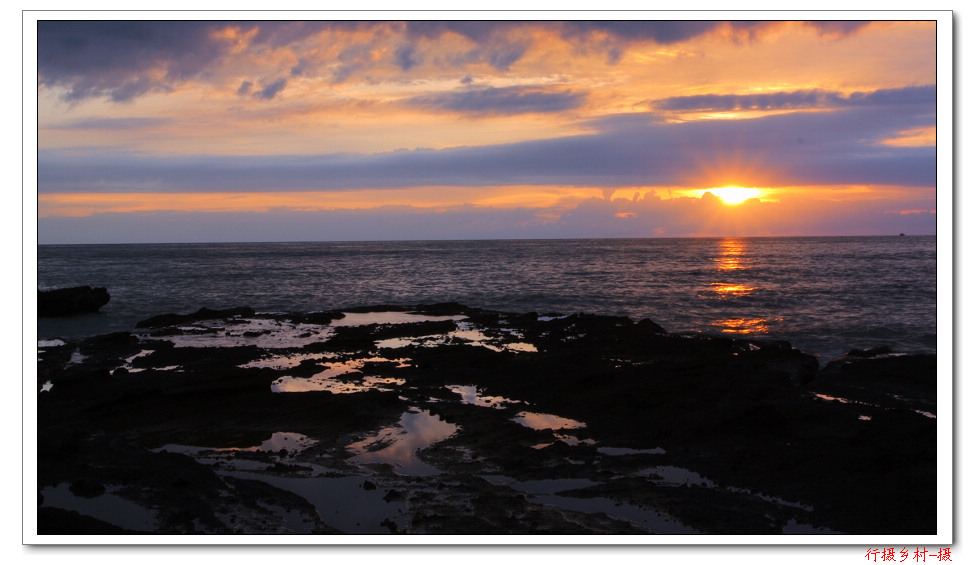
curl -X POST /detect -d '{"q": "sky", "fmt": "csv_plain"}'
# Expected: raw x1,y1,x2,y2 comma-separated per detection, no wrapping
33,18,940,243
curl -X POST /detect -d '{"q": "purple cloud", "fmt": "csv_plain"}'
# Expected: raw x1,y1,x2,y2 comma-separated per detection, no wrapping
653,85,936,112
407,86,586,116
38,85,935,195
254,78,287,100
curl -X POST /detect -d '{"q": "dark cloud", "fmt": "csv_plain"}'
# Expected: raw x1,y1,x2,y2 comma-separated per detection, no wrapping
559,21,726,44
405,21,507,42
394,44,423,70
652,85,936,112
237,80,253,95
254,78,287,100
46,117,171,130
804,21,871,36
37,20,878,101
37,21,223,102
36,21,340,101
407,86,586,116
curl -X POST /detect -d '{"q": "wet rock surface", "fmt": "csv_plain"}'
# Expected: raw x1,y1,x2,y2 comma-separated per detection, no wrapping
36,304,937,536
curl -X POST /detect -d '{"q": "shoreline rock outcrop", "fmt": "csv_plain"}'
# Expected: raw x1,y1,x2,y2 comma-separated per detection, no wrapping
38,286,110,317
36,303,937,536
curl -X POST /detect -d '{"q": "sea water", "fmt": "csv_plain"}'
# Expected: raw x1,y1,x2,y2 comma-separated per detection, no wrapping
36,236,937,360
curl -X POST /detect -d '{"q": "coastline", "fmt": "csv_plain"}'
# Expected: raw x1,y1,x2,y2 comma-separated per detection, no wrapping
36,303,936,536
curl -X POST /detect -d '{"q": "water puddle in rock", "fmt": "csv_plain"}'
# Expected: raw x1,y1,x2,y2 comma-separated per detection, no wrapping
66,349,86,365
637,465,716,487
480,475,698,534
222,471,406,534
598,447,666,456
40,483,158,532
142,318,329,349
782,518,843,534
447,385,523,409
270,357,408,393
347,409,458,476
481,475,598,494
816,393,935,419
533,434,597,449
241,352,335,370
371,320,537,354
331,312,467,326
535,493,700,534
512,411,586,430
158,432,318,459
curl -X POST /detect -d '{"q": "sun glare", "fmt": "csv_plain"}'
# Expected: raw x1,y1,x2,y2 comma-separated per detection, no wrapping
709,186,763,205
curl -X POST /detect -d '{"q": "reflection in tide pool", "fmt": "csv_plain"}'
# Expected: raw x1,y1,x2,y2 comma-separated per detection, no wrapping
374,321,538,354
158,432,318,457
142,318,330,349
513,411,586,430
347,409,458,475
270,357,409,393
40,483,158,532
638,465,716,487
241,352,335,370
447,385,522,409
331,311,467,326
480,475,698,534
597,446,666,456
222,471,406,534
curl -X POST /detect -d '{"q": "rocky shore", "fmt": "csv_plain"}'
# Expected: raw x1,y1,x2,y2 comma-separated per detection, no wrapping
36,303,937,536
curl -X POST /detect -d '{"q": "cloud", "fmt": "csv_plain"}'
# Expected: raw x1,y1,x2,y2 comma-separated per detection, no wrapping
559,21,728,44
804,21,871,37
237,80,253,95
37,21,223,102
37,20,878,102
393,44,423,70
652,85,936,112
254,78,287,100
38,90,935,195
406,86,586,116
46,117,171,130
37,189,936,244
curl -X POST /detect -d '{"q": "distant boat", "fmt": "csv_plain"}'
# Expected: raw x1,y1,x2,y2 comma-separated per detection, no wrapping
899,233,905,236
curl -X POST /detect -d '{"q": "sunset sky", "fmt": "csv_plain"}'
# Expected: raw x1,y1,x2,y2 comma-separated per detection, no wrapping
33,17,942,243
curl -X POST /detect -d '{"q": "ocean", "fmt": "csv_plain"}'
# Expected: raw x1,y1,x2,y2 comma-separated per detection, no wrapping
36,236,937,361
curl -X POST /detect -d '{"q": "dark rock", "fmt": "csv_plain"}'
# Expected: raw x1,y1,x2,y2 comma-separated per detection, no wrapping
411,302,468,316
636,317,667,334
380,518,399,533
289,311,344,325
37,302,936,536
69,478,106,498
135,307,255,328
38,286,110,317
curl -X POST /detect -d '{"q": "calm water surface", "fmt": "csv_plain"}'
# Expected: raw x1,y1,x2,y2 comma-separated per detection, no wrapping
36,237,937,360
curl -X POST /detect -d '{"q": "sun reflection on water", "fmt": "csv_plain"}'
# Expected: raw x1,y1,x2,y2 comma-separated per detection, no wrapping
714,317,778,335
716,238,749,271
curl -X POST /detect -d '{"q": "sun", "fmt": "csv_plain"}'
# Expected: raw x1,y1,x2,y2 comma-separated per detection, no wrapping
708,186,763,205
